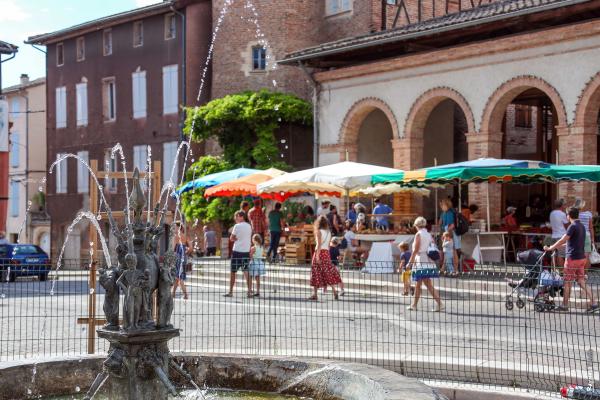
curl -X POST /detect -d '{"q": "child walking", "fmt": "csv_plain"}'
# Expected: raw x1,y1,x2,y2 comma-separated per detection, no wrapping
397,241,412,296
329,238,346,296
248,234,266,297
442,231,456,276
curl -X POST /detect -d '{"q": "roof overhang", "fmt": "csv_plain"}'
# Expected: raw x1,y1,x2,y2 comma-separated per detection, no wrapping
280,0,600,69
25,1,177,45
0,40,18,55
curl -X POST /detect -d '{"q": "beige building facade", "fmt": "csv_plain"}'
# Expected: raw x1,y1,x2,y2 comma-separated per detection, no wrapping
3,75,49,252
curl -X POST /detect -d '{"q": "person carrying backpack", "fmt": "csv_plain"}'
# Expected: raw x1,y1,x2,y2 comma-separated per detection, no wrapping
439,199,461,271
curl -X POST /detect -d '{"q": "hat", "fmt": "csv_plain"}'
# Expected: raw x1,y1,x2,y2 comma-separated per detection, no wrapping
573,198,586,209
506,206,517,213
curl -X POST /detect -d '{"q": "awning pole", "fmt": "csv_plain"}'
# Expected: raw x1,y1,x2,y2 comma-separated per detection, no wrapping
458,178,462,213
434,158,438,223
486,183,491,232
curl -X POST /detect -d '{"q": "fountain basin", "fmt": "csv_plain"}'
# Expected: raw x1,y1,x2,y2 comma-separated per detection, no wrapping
0,353,446,400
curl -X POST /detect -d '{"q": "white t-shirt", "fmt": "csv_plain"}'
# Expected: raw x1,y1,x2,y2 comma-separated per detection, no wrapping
549,209,568,238
232,222,252,253
317,206,329,217
344,230,357,251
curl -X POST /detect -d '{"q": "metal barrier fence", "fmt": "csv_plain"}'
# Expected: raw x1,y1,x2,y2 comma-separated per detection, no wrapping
0,258,598,398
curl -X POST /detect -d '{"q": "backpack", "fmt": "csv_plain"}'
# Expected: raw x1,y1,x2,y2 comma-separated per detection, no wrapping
427,242,441,261
454,209,469,236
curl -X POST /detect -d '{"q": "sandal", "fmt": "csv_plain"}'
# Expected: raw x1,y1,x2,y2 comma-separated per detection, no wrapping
247,292,253,298
223,293,233,298
253,293,260,297
307,295,318,301
334,293,339,301
407,305,416,311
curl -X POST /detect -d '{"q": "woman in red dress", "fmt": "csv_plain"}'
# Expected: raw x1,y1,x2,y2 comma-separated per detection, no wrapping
309,216,342,301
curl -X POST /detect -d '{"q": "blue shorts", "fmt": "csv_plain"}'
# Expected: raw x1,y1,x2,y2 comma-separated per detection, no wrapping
230,251,250,273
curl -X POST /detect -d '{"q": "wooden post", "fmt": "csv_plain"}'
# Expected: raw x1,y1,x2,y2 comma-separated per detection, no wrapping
87,160,99,354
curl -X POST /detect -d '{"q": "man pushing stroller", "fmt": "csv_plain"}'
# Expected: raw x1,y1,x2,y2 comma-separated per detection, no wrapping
544,207,599,313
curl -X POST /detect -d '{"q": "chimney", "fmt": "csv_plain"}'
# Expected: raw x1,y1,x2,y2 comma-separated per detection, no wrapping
20,74,29,85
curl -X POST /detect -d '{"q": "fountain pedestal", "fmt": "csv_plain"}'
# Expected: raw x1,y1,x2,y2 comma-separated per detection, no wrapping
97,327,180,400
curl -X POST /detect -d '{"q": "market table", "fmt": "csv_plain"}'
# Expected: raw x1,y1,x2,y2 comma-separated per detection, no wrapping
355,234,413,274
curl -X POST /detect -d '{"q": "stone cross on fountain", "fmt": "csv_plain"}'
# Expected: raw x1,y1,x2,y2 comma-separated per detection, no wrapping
85,168,180,400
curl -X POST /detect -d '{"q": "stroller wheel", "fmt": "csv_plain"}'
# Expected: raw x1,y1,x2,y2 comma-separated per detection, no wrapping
516,298,526,309
505,299,514,310
534,303,545,312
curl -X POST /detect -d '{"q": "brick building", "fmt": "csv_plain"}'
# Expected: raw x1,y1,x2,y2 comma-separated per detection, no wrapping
282,0,600,224
26,0,212,259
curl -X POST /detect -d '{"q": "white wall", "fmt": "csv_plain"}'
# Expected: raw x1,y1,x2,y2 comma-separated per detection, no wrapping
318,34,600,145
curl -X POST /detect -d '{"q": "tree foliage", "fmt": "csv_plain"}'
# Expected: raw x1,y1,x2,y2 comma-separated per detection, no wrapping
179,156,241,227
184,90,312,170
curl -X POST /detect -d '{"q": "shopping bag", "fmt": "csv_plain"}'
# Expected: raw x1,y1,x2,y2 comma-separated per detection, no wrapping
589,245,600,265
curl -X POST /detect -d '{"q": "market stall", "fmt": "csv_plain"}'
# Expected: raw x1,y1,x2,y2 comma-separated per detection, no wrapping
372,158,600,264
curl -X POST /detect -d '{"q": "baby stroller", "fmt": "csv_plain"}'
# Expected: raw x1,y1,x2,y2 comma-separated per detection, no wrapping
505,249,564,312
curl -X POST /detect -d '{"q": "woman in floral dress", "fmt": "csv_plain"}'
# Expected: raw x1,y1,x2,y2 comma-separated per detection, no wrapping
308,216,342,301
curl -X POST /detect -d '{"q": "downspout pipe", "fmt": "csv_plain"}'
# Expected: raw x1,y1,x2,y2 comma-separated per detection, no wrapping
170,4,186,142
17,91,30,242
298,62,320,168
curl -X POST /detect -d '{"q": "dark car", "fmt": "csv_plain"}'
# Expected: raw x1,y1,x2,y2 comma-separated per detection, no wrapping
0,244,51,282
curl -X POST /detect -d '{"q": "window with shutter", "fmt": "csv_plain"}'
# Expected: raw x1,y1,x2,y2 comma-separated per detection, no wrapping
10,181,19,217
10,133,19,167
77,151,89,194
103,29,112,56
104,150,117,193
76,83,88,126
162,65,178,115
56,153,68,194
102,78,116,122
132,71,147,119
163,142,178,184
56,87,67,128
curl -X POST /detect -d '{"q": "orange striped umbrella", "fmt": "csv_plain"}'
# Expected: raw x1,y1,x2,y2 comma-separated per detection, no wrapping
204,168,290,201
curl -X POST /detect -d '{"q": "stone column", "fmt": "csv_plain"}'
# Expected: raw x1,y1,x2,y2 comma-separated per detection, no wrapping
557,125,598,211
391,137,424,216
466,131,503,225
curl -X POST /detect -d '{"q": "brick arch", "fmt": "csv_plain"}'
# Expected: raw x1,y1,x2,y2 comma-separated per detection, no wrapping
339,97,399,145
403,87,476,139
481,75,568,134
574,71,600,127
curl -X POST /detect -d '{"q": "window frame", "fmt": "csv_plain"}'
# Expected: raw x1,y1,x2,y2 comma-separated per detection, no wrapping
55,86,67,129
76,82,88,127
56,153,68,194
162,64,179,115
10,133,19,168
163,141,179,184
133,21,144,47
103,29,113,56
10,181,19,218
251,46,267,71
77,150,89,194
56,43,64,66
102,77,117,122
164,13,176,40
132,70,147,119
76,37,85,62
514,104,533,129
104,149,118,193
326,0,353,16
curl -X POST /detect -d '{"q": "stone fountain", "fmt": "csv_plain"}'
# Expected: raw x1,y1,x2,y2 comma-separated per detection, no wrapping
84,169,180,400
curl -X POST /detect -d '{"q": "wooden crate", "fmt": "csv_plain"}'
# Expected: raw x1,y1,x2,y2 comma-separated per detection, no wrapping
285,242,306,264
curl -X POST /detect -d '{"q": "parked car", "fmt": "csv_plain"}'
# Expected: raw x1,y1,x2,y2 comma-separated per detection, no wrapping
0,244,51,282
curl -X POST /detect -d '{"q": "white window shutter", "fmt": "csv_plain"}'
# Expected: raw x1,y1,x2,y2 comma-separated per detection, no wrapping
163,141,178,184
77,151,89,193
56,87,67,128
10,181,19,217
56,153,68,193
163,65,178,114
76,83,88,126
132,71,147,119
10,133,19,167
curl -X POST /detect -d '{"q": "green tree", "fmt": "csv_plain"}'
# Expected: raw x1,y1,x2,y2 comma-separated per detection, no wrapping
184,90,312,169
179,155,241,227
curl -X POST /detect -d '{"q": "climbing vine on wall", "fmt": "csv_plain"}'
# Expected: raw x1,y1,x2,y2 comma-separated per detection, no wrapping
184,89,313,170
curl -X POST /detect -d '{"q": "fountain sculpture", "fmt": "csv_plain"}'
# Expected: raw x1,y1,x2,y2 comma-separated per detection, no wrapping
85,168,180,400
